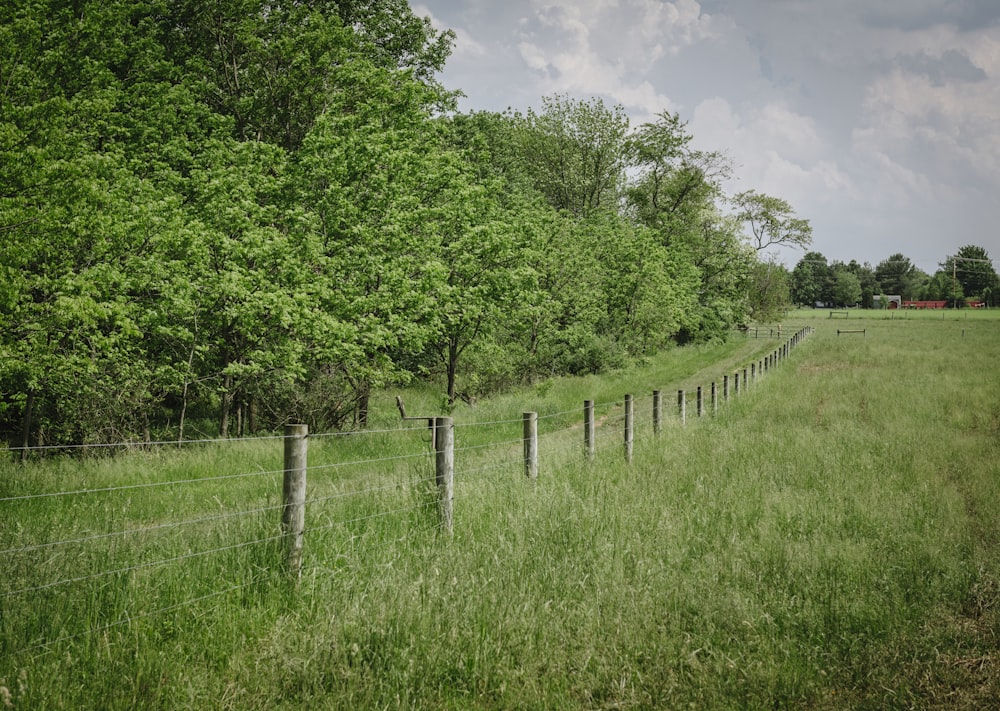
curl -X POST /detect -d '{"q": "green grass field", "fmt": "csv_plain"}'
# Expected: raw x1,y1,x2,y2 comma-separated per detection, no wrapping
2,309,998,709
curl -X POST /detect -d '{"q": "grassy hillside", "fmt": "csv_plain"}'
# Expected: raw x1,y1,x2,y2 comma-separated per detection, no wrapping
2,311,998,708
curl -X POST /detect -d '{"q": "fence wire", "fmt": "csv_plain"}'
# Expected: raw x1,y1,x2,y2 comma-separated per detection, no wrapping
2,328,814,661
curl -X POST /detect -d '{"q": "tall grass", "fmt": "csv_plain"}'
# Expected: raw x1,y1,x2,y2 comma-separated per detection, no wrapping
2,313,998,708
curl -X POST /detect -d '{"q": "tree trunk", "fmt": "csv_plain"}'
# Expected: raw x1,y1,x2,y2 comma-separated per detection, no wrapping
447,340,459,406
219,374,233,438
20,389,34,462
248,398,258,435
356,381,370,429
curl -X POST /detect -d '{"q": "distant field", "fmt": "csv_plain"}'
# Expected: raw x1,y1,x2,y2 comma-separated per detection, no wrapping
2,313,998,709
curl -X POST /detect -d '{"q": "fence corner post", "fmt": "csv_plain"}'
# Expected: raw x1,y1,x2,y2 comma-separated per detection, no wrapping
433,417,454,534
523,411,538,480
624,394,634,463
584,400,595,461
282,424,308,580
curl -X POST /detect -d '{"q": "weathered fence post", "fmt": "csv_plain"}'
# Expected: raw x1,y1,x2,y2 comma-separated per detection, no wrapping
751,362,756,383
734,371,740,396
697,386,704,417
584,400,595,461
723,375,730,402
282,424,308,580
678,389,686,425
624,394,634,464
711,381,718,415
434,417,454,534
652,390,662,434
743,368,748,389
523,411,538,480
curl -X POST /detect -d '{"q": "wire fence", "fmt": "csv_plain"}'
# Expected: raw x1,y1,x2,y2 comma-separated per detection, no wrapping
1,328,813,659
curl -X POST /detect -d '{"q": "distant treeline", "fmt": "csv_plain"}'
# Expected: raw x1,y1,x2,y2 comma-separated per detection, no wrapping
790,247,998,308
1,0,813,449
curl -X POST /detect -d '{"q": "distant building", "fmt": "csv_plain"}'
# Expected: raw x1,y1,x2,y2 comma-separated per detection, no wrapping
873,295,901,309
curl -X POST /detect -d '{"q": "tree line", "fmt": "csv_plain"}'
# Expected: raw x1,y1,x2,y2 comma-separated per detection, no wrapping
789,246,998,308
1,0,813,450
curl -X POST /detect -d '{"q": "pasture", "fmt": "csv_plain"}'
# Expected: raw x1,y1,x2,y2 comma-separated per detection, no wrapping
2,309,999,709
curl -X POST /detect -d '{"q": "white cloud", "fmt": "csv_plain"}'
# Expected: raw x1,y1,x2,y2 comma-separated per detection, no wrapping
418,0,1000,266
412,3,487,59
691,97,855,206
511,0,714,115
854,36,1000,204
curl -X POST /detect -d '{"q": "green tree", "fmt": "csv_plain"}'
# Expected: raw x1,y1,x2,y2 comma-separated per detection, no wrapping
515,95,631,217
840,260,877,308
748,259,791,322
875,253,926,300
626,112,746,340
940,245,998,303
732,190,813,253
831,270,862,307
0,0,460,446
424,177,534,406
790,252,831,306
627,112,730,244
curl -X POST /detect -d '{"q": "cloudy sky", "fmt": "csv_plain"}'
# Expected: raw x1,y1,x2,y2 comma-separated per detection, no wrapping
414,0,1000,272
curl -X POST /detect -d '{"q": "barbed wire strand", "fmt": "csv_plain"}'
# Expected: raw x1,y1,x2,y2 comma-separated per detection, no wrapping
0,502,286,556
307,423,432,438
304,450,432,473
305,501,439,535
453,438,523,456
0,465,286,504
305,472,440,508
3,531,285,599
454,417,524,429
8,423,439,454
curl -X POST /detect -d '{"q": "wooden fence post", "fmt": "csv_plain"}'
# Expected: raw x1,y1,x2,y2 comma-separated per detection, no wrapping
751,362,756,383
711,381,718,415
734,371,740,396
523,411,538,480
723,375,729,402
697,386,704,417
584,400,595,461
434,417,454,534
677,389,686,425
282,424,308,580
624,394,634,464
653,390,662,434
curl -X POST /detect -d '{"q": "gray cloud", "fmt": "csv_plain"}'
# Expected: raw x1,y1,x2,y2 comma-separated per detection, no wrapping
417,1,1000,269
895,49,988,86
862,0,1000,32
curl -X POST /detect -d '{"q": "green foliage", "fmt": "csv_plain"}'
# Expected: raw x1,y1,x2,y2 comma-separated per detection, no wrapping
515,95,631,217
626,112,751,340
939,245,998,303
3,316,999,707
732,189,813,252
748,259,792,322
791,252,831,305
0,0,819,447
831,269,863,307
875,253,927,301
